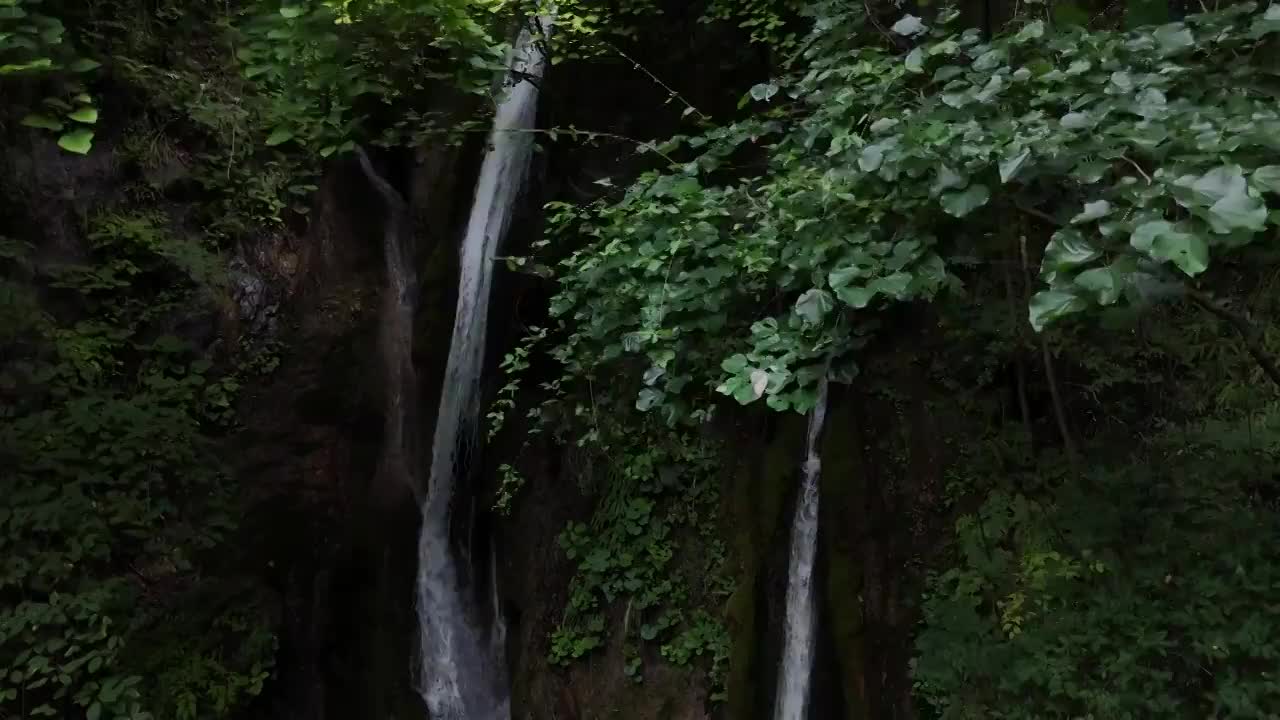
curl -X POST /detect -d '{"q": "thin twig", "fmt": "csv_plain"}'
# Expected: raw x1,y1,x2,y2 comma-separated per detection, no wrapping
1119,155,1152,185
604,41,709,122
1186,288,1280,389
1020,233,1080,466
864,0,906,49
1014,203,1062,227
1002,241,1034,442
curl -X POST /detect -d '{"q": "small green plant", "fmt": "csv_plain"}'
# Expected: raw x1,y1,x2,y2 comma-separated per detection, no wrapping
914,414,1280,718
2,0,103,153
0,210,272,720
547,423,732,697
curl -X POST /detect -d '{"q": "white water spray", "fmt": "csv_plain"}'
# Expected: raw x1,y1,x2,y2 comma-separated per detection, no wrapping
773,377,830,720
416,16,552,720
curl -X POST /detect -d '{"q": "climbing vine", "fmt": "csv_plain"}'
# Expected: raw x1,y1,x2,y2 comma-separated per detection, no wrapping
547,423,732,698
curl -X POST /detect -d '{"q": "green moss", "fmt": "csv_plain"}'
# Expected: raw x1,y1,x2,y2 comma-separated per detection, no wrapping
820,401,867,719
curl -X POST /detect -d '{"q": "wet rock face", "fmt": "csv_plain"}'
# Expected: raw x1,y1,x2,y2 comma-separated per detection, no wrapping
229,258,279,339
1,134,123,262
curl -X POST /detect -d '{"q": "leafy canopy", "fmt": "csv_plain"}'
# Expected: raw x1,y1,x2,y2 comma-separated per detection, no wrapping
524,1,1280,431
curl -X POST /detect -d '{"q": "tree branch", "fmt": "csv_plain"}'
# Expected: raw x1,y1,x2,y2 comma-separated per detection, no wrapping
1014,202,1063,228
1020,233,1080,467
1186,288,1280,389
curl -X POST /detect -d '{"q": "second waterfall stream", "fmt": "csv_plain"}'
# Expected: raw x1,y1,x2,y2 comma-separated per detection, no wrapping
773,377,830,720
416,16,552,720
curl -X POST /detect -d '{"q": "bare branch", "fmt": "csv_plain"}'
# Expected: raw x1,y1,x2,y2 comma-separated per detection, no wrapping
1186,288,1280,389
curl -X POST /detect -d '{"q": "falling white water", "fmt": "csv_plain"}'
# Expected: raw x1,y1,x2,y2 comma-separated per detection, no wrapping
417,15,552,720
773,377,830,720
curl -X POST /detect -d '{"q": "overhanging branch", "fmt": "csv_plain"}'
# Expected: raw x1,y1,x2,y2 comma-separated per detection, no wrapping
1186,288,1280,390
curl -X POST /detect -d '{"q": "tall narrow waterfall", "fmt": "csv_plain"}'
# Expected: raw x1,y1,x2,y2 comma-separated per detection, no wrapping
417,16,551,720
773,377,830,720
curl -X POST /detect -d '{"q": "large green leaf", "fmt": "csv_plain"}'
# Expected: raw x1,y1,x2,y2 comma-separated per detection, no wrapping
940,184,990,217
20,114,62,131
1130,221,1208,276
836,285,876,309
1187,165,1246,205
1073,266,1123,305
721,354,749,374
905,47,925,73
635,388,664,411
1070,200,1111,225
793,289,834,325
67,107,97,124
265,127,294,146
57,129,93,155
1152,23,1194,55
1208,190,1268,233
1041,229,1100,279
999,148,1031,184
1252,166,1280,194
1029,289,1088,331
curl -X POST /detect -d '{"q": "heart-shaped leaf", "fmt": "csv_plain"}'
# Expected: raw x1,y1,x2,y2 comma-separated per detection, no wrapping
265,127,295,146
57,129,93,155
635,388,664,411
905,47,925,73
1070,200,1112,224
794,289,834,325
1207,189,1268,233
1041,229,1100,278
67,107,97,124
892,14,926,36
1073,266,1123,305
940,184,990,217
1130,220,1209,276
20,114,62,131
999,148,1031,184
1251,166,1280,194
1029,289,1088,331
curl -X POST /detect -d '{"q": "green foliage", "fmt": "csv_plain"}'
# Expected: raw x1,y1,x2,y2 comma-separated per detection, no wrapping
128,582,277,720
701,0,803,50
548,424,732,697
496,2,1280,713
0,211,273,719
914,411,1280,718
235,0,507,154
537,0,804,59
1,0,102,152
527,2,1280,429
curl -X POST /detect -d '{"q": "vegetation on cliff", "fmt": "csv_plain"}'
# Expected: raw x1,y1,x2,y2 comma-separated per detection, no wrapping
3,0,1280,718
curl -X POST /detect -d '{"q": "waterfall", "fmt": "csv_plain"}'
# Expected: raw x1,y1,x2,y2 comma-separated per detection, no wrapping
416,15,551,720
773,377,830,720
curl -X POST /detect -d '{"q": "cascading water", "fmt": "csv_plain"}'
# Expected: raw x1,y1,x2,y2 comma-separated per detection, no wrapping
416,15,552,720
773,376,830,720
